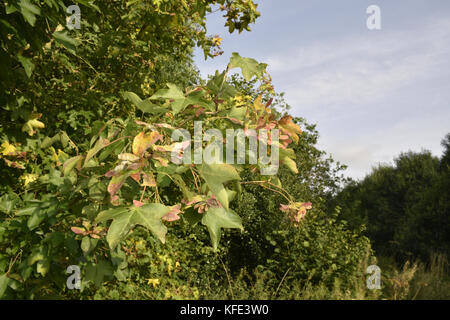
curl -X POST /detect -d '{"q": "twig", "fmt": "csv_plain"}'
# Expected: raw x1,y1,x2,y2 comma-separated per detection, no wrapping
273,267,291,299
240,181,293,203
218,255,234,300
140,185,147,202
7,250,23,276
190,166,200,193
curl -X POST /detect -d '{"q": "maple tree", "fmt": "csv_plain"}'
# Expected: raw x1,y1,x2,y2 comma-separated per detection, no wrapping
0,1,378,300
63,53,309,251
0,0,314,297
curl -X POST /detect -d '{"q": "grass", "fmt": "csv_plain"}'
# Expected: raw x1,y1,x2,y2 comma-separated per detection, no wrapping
380,253,450,300
55,252,450,300
198,253,450,300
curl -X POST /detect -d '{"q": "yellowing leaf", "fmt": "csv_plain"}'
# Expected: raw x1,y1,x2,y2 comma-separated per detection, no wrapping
50,147,59,162
147,278,160,287
282,156,298,174
161,204,182,222
19,173,38,186
22,113,45,136
212,36,222,46
107,170,137,205
36,259,50,276
3,159,25,169
253,95,264,112
71,227,87,235
142,172,156,187
63,155,84,176
278,116,302,144
132,131,162,157
1,141,16,156
280,202,312,224
118,153,140,162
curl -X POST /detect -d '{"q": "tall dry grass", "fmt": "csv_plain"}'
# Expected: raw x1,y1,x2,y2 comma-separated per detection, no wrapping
379,253,450,300
200,252,449,300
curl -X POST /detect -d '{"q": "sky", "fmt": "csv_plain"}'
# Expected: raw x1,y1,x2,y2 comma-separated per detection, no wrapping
193,0,450,180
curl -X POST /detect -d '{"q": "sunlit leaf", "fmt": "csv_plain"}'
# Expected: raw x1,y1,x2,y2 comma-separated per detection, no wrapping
201,207,243,250
228,52,267,81
122,92,167,114
278,115,302,144
19,0,41,26
199,163,240,210
132,131,161,157
282,156,298,174
95,203,170,249
63,155,84,176
149,83,184,100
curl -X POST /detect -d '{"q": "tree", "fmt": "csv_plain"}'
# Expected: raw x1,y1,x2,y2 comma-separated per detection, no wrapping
440,133,450,172
0,1,375,300
334,147,450,263
213,76,372,294
1,0,280,299
0,0,261,139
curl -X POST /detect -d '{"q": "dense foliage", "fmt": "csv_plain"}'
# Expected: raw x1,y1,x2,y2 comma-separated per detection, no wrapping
332,136,450,264
1,0,375,300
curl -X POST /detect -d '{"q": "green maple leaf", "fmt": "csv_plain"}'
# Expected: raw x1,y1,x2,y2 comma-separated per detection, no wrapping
150,83,214,114
19,0,41,26
173,90,215,114
84,137,112,167
202,207,243,250
95,203,170,249
52,31,78,54
17,54,34,78
228,52,267,81
122,91,167,114
85,260,113,288
0,274,10,298
150,83,186,114
149,83,184,100
206,70,238,99
199,163,240,210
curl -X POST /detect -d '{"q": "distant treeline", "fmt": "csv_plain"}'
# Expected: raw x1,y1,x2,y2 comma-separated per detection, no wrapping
330,133,450,264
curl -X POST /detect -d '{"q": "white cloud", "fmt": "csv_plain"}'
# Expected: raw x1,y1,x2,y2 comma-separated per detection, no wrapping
266,18,450,111
194,15,450,179
323,110,450,179
265,18,450,179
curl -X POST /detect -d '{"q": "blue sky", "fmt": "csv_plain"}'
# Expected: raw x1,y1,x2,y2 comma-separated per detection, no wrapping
193,0,450,179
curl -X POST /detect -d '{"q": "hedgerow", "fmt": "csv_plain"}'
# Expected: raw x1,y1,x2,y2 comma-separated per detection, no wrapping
0,0,373,299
